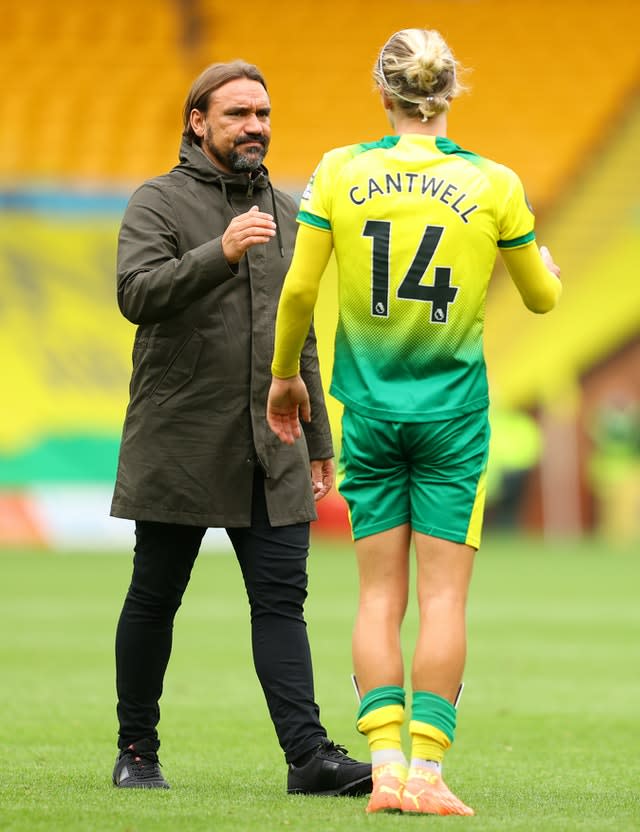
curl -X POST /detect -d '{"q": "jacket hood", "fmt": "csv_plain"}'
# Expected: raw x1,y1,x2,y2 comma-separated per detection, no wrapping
175,137,270,193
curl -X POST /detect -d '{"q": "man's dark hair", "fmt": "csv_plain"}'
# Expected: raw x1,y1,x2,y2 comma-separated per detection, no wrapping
182,60,268,145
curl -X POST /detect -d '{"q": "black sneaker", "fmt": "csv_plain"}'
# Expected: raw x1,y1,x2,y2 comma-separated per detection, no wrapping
112,742,170,789
287,739,372,796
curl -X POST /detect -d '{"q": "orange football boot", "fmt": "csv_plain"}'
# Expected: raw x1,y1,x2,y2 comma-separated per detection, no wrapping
400,768,474,816
365,761,407,814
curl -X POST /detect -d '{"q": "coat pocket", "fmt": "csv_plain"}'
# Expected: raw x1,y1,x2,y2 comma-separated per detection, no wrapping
149,330,204,406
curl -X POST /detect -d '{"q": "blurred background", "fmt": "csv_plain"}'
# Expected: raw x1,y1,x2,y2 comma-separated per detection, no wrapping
1,0,639,550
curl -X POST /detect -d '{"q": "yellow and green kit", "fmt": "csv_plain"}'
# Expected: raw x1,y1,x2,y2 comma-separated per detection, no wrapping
297,134,535,422
272,133,558,543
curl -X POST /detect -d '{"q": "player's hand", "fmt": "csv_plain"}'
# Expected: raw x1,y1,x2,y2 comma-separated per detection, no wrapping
267,375,311,445
222,205,277,264
540,245,561,279
310,458,335,502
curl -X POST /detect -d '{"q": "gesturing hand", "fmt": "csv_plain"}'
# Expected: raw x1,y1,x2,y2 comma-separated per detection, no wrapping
267,375,311,446
222,205,277,264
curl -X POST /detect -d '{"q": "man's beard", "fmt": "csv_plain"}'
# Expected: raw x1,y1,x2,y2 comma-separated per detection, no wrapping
204,126,269,172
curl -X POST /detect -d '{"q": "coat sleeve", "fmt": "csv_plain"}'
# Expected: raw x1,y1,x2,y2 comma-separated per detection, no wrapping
300,321,334,460
117,182,236,324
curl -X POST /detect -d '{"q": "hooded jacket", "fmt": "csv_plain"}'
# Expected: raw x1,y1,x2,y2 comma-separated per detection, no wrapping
110,138,333,527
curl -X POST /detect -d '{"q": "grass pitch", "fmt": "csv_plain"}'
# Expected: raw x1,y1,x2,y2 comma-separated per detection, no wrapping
0,534,638,831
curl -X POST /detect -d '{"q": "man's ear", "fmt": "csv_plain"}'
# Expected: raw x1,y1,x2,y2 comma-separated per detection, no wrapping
190,109,206,138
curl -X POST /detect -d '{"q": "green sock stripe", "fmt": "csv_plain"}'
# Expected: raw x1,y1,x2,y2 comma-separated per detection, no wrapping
357,685,405,721
412,691,457,743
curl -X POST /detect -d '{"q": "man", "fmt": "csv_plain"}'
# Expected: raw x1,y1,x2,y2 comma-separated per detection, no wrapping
110,60,371,797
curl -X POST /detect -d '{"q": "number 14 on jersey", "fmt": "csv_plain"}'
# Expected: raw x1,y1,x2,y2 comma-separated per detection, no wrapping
363,220,458,324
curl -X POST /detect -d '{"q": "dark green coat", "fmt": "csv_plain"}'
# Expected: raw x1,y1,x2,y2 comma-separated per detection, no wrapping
110,139,333,527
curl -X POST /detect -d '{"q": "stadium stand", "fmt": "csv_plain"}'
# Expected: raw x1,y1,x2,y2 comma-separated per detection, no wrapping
1,0,638,203
0,1,197,182
193,0,640,209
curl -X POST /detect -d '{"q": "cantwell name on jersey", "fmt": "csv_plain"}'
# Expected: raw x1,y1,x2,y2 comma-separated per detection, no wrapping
348,173,478,223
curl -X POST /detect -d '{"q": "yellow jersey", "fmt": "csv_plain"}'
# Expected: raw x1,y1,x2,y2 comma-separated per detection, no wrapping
298,134,535,421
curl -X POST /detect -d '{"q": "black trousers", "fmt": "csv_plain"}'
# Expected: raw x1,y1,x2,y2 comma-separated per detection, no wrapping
115,471,326,763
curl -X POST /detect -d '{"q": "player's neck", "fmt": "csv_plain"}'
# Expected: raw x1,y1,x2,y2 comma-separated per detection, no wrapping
395,112,447,138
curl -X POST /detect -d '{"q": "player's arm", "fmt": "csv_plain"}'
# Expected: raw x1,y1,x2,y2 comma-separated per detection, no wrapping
271,223,333,378
500,242,562,313
268,224,333,445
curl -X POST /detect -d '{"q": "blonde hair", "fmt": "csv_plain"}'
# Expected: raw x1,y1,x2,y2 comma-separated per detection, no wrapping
373,29,467,122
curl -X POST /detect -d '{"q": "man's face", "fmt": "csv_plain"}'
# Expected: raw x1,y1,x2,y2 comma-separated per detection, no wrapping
195,78,271,174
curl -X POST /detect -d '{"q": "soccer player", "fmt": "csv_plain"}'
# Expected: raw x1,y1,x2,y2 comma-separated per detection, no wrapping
267,28,561,815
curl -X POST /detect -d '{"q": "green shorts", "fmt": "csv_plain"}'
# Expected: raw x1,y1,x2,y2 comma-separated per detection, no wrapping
338,407,490,547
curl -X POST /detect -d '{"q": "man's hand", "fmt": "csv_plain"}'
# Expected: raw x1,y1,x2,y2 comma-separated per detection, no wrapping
310,458,335,502
222,205,276,264
267,375,311,445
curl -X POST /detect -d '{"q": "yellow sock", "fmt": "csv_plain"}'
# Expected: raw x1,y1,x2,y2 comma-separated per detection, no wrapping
357,704,404,752
409,720,451,765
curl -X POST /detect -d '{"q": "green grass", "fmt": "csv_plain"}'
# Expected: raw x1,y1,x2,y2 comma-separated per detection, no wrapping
1,534,639,831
